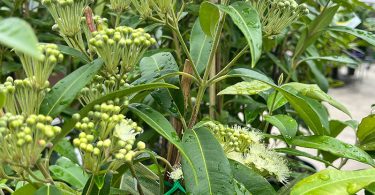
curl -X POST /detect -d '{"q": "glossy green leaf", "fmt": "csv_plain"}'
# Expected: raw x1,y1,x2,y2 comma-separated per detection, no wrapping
306,60,329,92
182,128,235,194
217,2,262,67
330,119,358,138
218,81,271,95
291,169,375,195
294,5,339,58
128,103,198,184
57,44,90,63
190,18,213,74
357,115,375,151
82,173,112,195
139,52,184,117
291,136,375,166
284,82,351,117
228,68,275,86
267,91,287,112
55,182,80,195
40,59,104,117
54,138,79,164
0,18,41,59
53,83,178,144
264,114,298,141
299,56,358,68
328,26,375,46
275,148,333,166
279,87,330,135
50,157,89,189
199,1,221,37
35,184,62,195
229,159,276,195
120,163,160,195
13,183,37,195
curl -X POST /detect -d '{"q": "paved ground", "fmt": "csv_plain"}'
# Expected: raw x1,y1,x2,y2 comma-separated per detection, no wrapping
298,64,375,171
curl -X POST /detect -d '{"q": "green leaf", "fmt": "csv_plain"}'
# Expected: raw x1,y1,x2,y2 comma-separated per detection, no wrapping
218,81,271,95
291,169,375,195
229,159,276,195
264,114,297,141
279,88,330,135
120,163,160,195
181,128,235,194
82,173,112,195
50,157,89,189
267,91,287,112
357,115,375,151
299,56,358,68
54,138,79,164
0,18,41,59
57,44,90,63
40,59,104,117
284,82,351,117
190,18,213,74
330,119,358,138
217,2,262,67
306,60,329,92
13,183,37,195
275,148,333,166
328,26,375,46
199,2,221,37
35,184,62,195
128,103,198,183
294,5,340,58
139,52,184,117
53,83,178,144
291,136,375,166
228,68,275,86
55,182,80,195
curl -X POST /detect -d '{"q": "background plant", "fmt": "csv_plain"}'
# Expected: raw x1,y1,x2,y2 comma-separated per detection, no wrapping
0,0,375,194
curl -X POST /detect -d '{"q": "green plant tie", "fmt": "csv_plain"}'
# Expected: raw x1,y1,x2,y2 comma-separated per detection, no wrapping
164,181,186,195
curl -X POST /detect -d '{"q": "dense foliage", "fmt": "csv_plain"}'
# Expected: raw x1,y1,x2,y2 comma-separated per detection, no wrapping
1,0,375,194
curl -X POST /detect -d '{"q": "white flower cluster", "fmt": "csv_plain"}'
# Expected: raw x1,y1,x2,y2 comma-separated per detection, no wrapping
206,122,290,183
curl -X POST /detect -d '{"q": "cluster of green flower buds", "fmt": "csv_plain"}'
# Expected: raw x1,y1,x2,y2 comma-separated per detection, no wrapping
71,102,145,173
248,0,309,37
89,27,156,74
206,122,262,154
1,77,49,115
16,44,63,89
151,0,175,19
78,74,130,105
205,122,289,183
0,113,61,171
131,0,153,19
110,0,131,13
81,15,108,54
42,0,90,37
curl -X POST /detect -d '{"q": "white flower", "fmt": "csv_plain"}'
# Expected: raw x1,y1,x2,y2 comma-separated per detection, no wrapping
169,166,183,181
114,122,139,141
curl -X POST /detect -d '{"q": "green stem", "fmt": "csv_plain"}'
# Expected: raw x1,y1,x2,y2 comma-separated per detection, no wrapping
115,12,121,27
36,161,54,184
86,175,95,195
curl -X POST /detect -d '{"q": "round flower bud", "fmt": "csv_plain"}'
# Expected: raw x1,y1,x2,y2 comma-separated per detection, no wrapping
97,140,104,147
93,147,100,155
25,135,33,143
80,137,88,144
38,139,47,147
53,126,61,134
73,138,80,147
79,132,87,138
117,140,126,147
103,139,111,147
86,144,94,153
80,143,87,150
119,149,127,154
125,144,132,151
137,141,146,150
87,134,94,142
17,139,25,146
115,153,124,159
124,153,133,162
